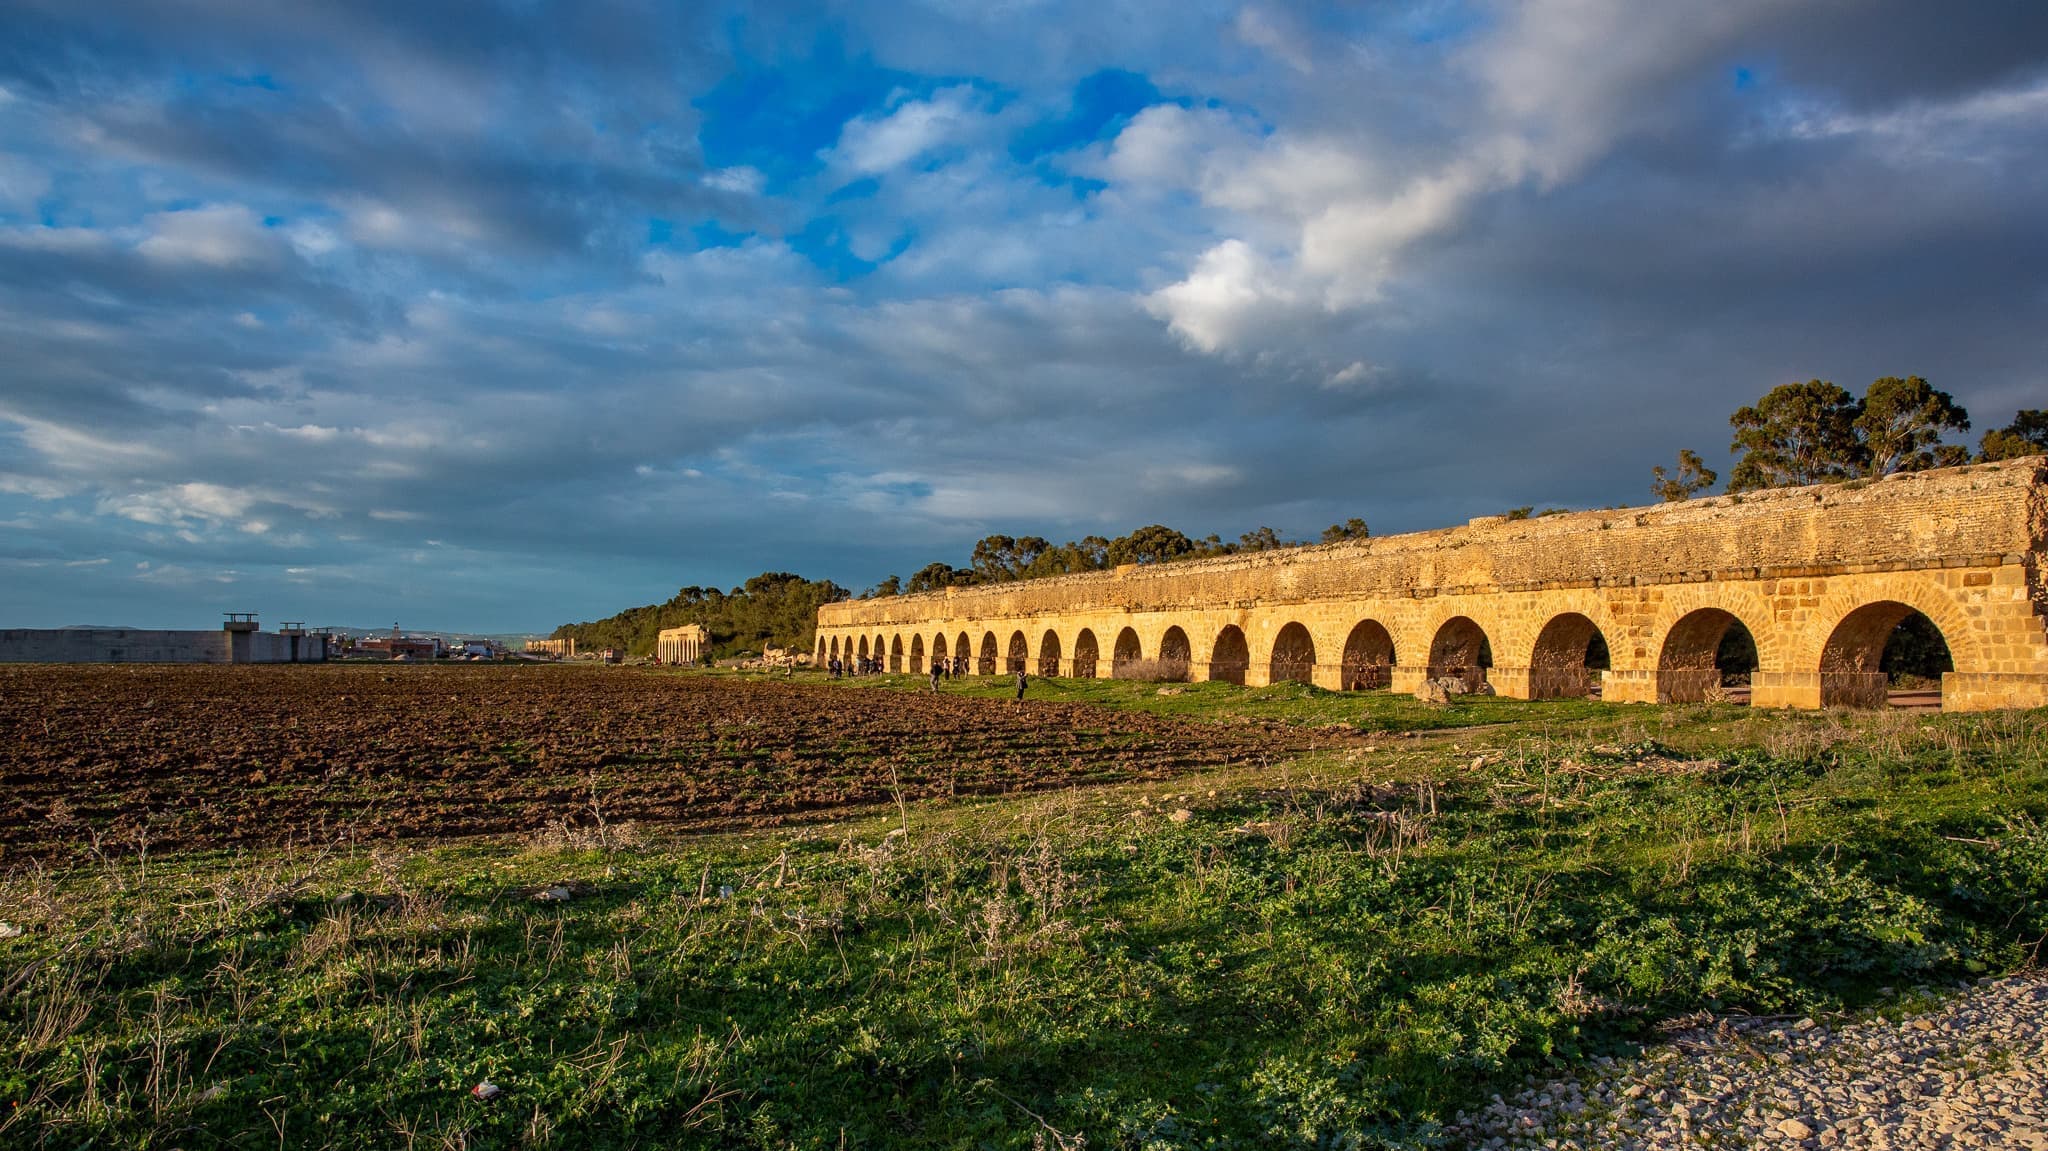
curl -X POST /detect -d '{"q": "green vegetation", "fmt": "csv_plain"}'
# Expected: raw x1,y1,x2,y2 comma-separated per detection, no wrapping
1724,376,1974,493
1978,409,2048,462
551,572,848,660
5,685,2045,1149
894,521,1369,599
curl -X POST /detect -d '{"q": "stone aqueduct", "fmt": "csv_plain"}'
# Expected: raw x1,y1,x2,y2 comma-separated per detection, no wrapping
815,459,2048,713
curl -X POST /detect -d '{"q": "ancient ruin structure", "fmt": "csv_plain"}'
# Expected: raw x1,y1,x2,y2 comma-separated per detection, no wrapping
657,624,708,665
815,458,2048,712
526,638,577,658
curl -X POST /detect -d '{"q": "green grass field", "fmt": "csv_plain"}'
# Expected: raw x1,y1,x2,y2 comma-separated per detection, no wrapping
4,675,2045,1148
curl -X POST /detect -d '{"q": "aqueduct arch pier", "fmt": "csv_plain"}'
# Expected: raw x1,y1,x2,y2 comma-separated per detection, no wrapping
816,459,2048,712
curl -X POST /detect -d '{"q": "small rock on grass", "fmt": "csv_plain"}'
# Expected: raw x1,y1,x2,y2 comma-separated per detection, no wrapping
532,887,572,903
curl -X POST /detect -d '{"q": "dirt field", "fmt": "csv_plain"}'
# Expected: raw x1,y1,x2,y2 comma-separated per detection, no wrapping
0,664,1336,857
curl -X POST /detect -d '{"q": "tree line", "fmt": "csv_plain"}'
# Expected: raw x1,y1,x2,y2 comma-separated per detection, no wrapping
868,517,1375,598
549,572,849,660
1652,377,2044,501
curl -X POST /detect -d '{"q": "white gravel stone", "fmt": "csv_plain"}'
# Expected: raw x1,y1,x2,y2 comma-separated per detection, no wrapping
1447,976,2048,1149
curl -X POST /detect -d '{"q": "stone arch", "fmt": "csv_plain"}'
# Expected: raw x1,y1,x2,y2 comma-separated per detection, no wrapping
1798,577,1983,679
910,633,925,674
816,638,825,664
873,634,885,669
1006,630,1029,674
1039,629,1063,677
1341,620,1395,690
956,632,971,673
829,636,840,660
1269,622,1316,685
1427,616,1493,692
1819,601,1955,708
857,635,869,661
931,633,950,670
1159,626,1192,681
1073,628,1100,679
1656,608,1761,703
978,632,998,676
1111,627,1143,676
889,635,904,673
1529,612,1611,699
1210,625,1250,685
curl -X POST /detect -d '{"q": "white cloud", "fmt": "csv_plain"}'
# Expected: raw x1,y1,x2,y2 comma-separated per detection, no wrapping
829,86,992,174
1759,74,2048,164
0,226,113,254
1144,239,1298,353
101,481,261,526
136,203,281,268
1140,0,1797,351
703,166,765,195
1234,7,1314,74
0,153,50,211
1322,360,1388,391
1094,104,1255,192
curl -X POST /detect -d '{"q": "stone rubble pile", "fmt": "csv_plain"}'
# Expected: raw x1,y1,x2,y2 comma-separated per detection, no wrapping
1450,976,2048,1150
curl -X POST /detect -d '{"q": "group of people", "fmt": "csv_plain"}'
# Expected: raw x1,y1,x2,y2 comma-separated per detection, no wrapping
827,654,972,678
824,653,1028,699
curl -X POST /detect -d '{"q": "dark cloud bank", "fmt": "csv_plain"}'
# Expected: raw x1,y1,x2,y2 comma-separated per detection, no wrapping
0,0,2043,630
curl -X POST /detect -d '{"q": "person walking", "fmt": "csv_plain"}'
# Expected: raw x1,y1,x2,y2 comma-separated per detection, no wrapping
1013,669,1027,701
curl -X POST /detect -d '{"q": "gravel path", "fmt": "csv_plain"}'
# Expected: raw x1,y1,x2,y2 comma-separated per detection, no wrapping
1450,976,2048,1150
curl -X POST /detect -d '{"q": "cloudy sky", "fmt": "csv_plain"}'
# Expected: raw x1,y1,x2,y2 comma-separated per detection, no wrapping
2,1,2044,632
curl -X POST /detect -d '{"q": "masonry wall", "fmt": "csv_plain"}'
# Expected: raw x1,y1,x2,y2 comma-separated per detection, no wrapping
0,629,231,663
0,629,329,664
817,459,2048,712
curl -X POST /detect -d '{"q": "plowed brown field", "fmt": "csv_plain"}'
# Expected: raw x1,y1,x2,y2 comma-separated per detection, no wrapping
0,664,1333,857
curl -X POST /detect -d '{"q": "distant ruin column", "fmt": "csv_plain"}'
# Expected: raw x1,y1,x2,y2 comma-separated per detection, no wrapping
658,624,706,667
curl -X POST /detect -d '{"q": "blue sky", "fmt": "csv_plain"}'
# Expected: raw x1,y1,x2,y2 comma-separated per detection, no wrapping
1,1,2045,632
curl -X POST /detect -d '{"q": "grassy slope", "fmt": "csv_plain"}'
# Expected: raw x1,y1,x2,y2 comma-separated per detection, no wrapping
3,678,2045,1149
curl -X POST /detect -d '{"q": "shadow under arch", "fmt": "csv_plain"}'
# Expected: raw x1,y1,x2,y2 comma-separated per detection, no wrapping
1039,629,1063,677
956,632,971,672
1210,625,1249,685
1269,622,1316,685
1529,612,1611,699
1341,620,1394,690
1159,626,1191,681
1427,617,1493,692
1657,608,1758,703
1111,627,1142,676
1006,630,1029,674
1820,601,1954,708
978,633,997,676
889,635,903,674
1072,629,1099,679
910,634,925,674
